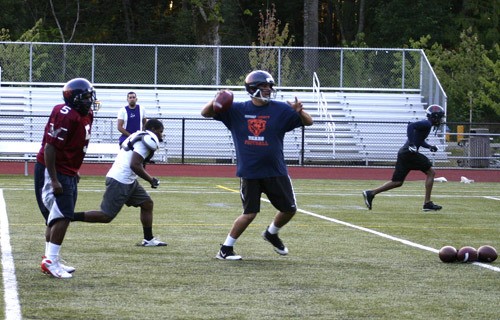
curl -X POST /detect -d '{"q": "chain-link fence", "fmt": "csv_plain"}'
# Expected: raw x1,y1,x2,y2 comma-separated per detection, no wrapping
0,42,425,88
2,111,497,168
445,122,500,168
0,41,447,112
11,42,499,168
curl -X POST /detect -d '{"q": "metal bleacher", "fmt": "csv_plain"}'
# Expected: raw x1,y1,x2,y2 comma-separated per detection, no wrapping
0,87,249,163
0,82,448,165
300,74,448,164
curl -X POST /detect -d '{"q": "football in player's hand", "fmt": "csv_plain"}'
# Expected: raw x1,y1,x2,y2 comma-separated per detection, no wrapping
213,90,233,113
477,245,497,263
457,246,478,262
438,245,457,263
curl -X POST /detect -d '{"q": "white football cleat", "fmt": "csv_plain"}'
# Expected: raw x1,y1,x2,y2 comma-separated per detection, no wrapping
41,258,73,279
141,238,167,247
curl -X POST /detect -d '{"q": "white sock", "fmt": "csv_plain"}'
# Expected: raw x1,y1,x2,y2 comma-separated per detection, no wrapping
46,242,61,261
267,222,280,235
223,235,237,247
45,242,50,257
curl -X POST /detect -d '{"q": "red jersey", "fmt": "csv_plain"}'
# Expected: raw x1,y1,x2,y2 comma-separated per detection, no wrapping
36,104,94,176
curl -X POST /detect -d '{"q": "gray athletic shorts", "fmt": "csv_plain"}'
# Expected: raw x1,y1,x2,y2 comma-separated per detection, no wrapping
100,177,151,218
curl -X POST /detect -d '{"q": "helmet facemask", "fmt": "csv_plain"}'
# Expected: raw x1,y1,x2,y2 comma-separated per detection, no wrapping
425,105,445,136
426,105,445,127
72,91,97,116
428,114,444,126
247,84,277,103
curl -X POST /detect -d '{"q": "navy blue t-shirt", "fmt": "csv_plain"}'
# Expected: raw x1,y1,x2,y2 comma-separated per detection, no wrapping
214,100,303,179
403,119,433,150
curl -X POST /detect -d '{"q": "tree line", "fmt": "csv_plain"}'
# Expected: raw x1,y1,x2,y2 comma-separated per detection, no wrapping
0,0,498,123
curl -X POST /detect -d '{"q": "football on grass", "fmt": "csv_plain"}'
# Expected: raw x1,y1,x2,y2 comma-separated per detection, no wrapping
477,245,497,263
213,90,233,113
438,245,457,263
457,246,478,262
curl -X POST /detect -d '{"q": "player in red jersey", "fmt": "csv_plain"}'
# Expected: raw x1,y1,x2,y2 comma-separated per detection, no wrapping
34,78,98,278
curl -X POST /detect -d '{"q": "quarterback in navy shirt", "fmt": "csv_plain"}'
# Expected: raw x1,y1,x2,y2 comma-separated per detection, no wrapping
202,70,313,260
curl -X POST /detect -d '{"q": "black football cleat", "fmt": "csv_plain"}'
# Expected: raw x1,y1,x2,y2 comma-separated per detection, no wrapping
262,229,289,255
362,190,374,210
422,201,442,211
215,245,242,260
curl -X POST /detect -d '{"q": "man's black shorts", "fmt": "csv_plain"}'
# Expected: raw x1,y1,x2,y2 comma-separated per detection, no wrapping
240,176,297,214
392,149,432,182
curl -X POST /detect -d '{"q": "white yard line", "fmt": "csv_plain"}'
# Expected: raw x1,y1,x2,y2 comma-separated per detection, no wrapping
295,206,500,272
484,196,500,201
0,189,22,320
217,184,500,273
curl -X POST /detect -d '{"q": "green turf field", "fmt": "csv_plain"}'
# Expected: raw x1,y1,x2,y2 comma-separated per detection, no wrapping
0,175,499,319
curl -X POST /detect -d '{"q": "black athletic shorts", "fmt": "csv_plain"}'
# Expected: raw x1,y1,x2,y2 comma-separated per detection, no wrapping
392,149,432,182
240,176,297,214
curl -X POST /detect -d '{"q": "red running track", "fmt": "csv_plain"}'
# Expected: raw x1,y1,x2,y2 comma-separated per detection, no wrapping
1,161,499,182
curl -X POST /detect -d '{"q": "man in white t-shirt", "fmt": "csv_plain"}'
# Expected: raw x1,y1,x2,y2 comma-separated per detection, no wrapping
73,119,166,247
117,91,147,145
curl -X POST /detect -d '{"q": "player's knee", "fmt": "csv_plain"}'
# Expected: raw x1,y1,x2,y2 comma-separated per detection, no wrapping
393,181,404,188
141,199,154,211
101,215,114,223
427,168,436,177
242,212,257,221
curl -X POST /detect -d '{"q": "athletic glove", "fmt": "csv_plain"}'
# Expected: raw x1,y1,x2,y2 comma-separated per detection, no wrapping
429,145,438,152
408,144,417,153
151,177,160,188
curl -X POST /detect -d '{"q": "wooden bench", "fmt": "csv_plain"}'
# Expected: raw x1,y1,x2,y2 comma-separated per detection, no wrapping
0,141,119,176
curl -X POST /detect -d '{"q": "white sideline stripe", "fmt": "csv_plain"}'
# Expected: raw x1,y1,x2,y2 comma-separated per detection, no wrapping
216,185,500,273
484,196,500,201
0,189,23,320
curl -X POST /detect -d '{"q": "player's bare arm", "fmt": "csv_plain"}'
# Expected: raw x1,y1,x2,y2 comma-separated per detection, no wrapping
117,119,130,136
201,99,216,118
130,151,156,185
44,143,63,195
288,97,313,126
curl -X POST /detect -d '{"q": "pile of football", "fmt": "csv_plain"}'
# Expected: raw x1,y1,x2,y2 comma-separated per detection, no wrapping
213,89,233,113
438,245,497,263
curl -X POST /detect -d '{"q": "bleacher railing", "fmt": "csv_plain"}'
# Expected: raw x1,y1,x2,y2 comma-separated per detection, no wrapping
312,73,335,153
420,52,447,109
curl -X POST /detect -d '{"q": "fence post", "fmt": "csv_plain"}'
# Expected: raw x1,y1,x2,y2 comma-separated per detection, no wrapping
339,48,344,88
215,46,220,86
154,45,158,86
181,118,186,164
300,126,305,166
91,45,95,83
401,49,405,89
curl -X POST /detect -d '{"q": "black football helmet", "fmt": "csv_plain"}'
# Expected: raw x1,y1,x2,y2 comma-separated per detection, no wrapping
426,104,445,126
62,78,98,115
244,70,277,103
